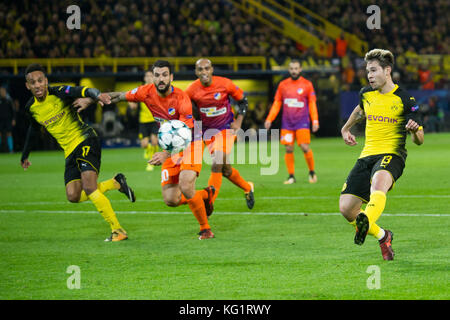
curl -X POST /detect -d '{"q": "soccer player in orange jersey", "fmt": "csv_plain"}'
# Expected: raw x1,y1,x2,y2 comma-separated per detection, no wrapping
185,59,254,209
265,59,319,184
77,60,215,240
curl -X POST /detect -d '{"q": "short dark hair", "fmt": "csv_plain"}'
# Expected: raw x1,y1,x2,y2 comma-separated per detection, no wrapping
25,63,46,77
289,59,302,67
151,60,172,74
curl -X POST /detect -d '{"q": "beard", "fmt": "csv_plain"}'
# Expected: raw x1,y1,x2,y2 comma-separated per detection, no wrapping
156,82,171,94
290,73,300,80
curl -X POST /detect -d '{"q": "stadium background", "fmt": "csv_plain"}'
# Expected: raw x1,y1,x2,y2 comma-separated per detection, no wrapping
0,0,448,153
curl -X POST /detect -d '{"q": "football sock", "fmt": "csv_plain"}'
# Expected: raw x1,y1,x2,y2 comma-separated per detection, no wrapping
226,168,251,193
304,149,315,171
179,190,208,206
179,194,188,205
285,152,295,175
349,219,357,229
88,189,122,231
365,191,387,226
148,144,158,159
187,191,210,231
208,172,223,202
78,178,120,203
368,223,386,240
7,136,13,152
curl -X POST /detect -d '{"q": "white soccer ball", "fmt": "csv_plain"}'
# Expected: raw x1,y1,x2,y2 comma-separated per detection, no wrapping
158,120,192,153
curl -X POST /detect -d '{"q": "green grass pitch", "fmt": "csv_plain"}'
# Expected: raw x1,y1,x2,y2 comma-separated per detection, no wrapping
0,133,449,300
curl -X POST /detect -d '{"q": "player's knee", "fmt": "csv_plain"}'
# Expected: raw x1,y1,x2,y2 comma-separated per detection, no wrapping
82,186,97,196
339,201,358,221
300,144,310,153
211,162,223,173
66,191,80,203
222,164,232,177
179,182,195,199
164,198,179,207
285,145,294,153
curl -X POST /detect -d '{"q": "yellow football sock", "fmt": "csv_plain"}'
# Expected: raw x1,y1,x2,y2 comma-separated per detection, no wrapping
88,189,122,231
368,222,385,240
78,178,120,203
349,220,357,229
365,191,387,226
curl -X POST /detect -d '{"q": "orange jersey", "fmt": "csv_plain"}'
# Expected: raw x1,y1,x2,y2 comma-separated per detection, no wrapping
125,84,194,128
266,76,318,130
185,76,244,131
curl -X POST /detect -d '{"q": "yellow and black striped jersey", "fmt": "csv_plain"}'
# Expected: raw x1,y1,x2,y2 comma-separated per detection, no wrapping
22,85,97,159
359,84,421,160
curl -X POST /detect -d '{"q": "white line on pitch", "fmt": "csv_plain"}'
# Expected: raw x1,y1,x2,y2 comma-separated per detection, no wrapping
2,194,449,206
0,210,449,217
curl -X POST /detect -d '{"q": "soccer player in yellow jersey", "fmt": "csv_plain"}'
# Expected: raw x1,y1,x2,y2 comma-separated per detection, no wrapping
20,64,136,242
340,49,424,260
128,70,159,171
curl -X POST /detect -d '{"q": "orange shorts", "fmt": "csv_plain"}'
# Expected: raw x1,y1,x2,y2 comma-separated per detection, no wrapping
204,129,236,155
160,140,203,186
280,128,311,145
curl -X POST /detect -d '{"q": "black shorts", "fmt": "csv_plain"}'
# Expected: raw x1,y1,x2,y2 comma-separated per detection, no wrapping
341,153,405,203
138,121,159,140
0,119,12,132
64,137,102,185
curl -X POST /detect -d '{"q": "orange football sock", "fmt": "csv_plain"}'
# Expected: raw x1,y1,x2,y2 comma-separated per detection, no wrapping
179,194,188,205
304,149,315,171
227,168,251,193
285,152,295,175
187,191,210,231
208,172,223,202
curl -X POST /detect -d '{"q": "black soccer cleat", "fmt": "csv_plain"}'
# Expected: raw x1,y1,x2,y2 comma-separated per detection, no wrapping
245,182,255,209
114,173,136,203
354,212,369,245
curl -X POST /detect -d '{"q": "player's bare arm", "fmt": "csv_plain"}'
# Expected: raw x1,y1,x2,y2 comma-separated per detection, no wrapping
341,105,365,146
106,92,127,104
73,92,111,112
405,119,424,145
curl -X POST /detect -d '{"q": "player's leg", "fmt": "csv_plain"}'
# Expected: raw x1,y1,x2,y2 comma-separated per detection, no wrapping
76,174,135,203
179,169,214,239
223,161,254,209
297,129,316,183
340,158,373,245
80,170,127,242
281,129,296,184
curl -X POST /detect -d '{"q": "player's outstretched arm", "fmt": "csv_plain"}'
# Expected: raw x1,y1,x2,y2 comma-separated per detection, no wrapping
341,105,365,146
106,92,128,104
405,119,424,145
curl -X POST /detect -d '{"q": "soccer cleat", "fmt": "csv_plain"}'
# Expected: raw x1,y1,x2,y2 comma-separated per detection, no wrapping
198,228,214,240
354,212,369,245
245,181,255,209
203,186,215,217
284,175,296,184
146,163,154,171
379,230,395,260
105,228,128,242
308,171,318,183
114,173,136,203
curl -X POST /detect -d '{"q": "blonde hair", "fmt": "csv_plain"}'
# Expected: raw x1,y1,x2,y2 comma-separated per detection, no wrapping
364,49,394,69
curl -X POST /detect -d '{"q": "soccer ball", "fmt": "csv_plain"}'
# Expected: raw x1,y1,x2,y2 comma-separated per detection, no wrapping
158,120,192,153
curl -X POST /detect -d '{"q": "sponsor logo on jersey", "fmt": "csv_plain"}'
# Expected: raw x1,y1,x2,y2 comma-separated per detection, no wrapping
200,107,227,117
131,87,138,94
284,98,305,108
65,86,71,94
367,114,398,123
411,105,419,112
40,111,66,126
